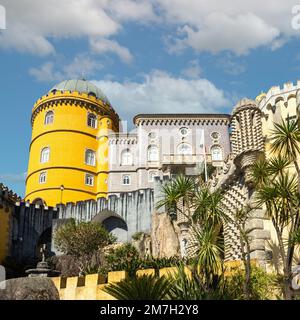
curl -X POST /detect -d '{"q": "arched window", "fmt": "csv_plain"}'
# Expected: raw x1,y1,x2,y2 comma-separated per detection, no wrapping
147,145,159,162
177,143,192,155
121,149,133,166
44,111,54,125
122,174,131,185
211,146,223,161
39,172,47,184
40,147,50,163
87,113,97,128
85,149,96,166
148,171,157,182
85,173,94,186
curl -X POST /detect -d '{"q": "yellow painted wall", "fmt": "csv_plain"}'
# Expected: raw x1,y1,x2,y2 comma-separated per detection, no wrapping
25,91,119,206
0,205,11,264
51,261,250,300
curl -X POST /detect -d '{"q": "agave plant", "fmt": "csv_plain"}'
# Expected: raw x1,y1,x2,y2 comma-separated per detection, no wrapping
103,274,173,300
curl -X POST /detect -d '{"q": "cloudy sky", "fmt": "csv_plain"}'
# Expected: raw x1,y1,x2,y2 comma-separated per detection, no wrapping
1,0,300,196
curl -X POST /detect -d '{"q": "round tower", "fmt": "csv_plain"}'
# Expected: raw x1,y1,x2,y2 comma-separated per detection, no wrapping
231,98,265,184
25,79,119,206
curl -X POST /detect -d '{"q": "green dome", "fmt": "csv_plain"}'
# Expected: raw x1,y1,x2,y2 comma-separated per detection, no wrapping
50,79,110,104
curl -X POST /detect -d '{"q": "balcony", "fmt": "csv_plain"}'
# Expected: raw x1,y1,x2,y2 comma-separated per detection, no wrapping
162,154,209,165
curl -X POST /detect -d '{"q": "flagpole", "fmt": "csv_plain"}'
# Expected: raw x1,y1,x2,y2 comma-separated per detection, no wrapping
203,129,208,182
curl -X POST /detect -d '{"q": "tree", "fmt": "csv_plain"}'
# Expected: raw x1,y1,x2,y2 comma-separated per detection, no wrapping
252,151,300,299
156,174,226,295
54,219,116,273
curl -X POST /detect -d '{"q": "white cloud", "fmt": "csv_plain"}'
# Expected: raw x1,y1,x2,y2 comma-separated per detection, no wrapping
0,0,156,57
217,55,246,76
108,0,157,22
29,55,103,82
181,60,202,78
90,38,133,63
93,70,230,122
1,1,299,58
156,0,299,54
0,172,27,183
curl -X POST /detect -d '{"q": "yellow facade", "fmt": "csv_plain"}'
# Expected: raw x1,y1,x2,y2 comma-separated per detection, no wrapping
25,81,119,207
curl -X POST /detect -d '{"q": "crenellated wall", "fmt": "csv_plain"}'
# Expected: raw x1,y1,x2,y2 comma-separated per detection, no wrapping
5,188,154,263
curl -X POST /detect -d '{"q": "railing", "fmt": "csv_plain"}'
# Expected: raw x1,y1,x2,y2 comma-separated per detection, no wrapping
162,154,209,164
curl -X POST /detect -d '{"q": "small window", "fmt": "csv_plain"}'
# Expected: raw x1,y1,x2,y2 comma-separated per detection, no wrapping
121,149,133,166
211,146,223,161
85,149,96,166
87,113,97,128
177,143,192,155
39,171,47,184
40,147,50,163
85,173,94,186
148,132,157,139
44,111,54,125
179,127,189,136
148,171,157,182
148,145,159,162
122,174,131,185
211,132,220,140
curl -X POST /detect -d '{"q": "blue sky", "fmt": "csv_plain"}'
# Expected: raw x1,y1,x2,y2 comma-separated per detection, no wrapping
1,0,300,196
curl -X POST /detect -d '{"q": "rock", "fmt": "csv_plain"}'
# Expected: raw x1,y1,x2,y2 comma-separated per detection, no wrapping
0,277,59,300
132,233,152,257
151,212,180,258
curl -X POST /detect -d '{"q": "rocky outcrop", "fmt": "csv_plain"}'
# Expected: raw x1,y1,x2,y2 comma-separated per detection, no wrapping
151,212,180,258
132,233,152,257
0,277,59,300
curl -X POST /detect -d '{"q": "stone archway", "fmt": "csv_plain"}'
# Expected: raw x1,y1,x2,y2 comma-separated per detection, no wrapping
92,210,128,242
32,198,47,206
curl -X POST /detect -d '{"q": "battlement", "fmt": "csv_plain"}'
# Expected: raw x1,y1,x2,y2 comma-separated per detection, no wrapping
0,183,22,203
31,90,120,125
258,80,300,110
51,261,249,300
108,132,138,145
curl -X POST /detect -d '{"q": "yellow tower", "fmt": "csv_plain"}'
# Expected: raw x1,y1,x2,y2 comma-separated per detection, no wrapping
25,79,119,206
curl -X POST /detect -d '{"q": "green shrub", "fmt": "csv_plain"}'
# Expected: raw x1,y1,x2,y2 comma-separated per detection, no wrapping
104,243,140,277
225,266,279,300
54,219,115,273
131,232,144,241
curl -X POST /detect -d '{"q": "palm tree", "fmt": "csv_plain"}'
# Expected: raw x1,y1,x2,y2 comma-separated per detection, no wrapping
156,174,196,220
270,118,300,192
253,158,299,299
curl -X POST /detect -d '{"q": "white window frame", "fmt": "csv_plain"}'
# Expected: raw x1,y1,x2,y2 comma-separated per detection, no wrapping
85,149,96,166
44,111,54,125
211,145,223,161
121,149,133,166
148,171,157,182
39,171,47,184
87,113,97,129
177,143,192,155
122,174,131,185
147,145,159,162
85,173,94,186
40,147,50,163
